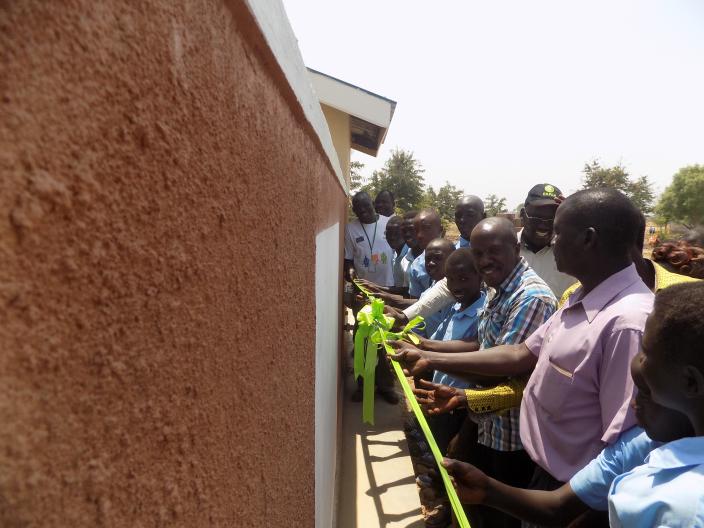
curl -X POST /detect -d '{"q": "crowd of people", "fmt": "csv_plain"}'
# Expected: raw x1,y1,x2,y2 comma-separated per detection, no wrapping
343,184,704,528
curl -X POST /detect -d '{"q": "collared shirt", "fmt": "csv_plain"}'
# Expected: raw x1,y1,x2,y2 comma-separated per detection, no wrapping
520,264,654,482
392,244,410,288
560,260,700,307
476,258,557,452
431,292,487,389
344,216,394,286
607,436,704,527
409,250,432,297
518,230,576,299
455,236,470,249
570,427,658,511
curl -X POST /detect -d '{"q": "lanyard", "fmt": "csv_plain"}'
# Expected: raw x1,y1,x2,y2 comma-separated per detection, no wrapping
361,219,377,255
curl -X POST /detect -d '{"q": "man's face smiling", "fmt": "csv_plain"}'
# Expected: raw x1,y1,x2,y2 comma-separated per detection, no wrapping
470,226,520,288
521,202,558,249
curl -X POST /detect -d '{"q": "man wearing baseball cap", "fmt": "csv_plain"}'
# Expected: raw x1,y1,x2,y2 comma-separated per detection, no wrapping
519,184,575,298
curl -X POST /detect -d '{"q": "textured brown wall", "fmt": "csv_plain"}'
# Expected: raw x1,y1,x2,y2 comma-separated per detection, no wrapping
0,1,346,526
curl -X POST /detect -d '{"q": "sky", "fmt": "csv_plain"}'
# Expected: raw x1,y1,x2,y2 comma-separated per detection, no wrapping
282,0,704,208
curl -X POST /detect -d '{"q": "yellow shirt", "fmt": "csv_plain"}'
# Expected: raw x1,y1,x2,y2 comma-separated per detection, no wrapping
558,260,700,308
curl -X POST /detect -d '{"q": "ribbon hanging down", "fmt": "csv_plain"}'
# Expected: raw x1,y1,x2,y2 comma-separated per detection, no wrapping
351,281,472,528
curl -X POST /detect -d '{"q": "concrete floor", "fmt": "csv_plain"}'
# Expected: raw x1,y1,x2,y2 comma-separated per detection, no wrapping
337,316,423,528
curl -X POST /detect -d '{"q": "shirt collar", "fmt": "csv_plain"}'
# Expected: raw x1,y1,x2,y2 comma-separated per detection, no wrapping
496,257,529,296
646,437,704,469
458,236,470,247
567,264,642,323
452,291,486,318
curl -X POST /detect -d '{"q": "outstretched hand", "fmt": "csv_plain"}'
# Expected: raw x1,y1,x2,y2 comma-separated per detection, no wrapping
413,379,466,415
442,458,490,505
388,340,432,376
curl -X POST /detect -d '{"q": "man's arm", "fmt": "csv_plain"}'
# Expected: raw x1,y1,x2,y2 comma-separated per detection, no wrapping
391,341,537,379
420,336,480,353
443,459,588,526
402,278,455,320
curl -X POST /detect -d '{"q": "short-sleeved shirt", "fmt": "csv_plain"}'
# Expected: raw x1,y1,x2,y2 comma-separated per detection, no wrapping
569,427,657,511
455,236,470,249
409,250,432,297
607,436,704,527
344,216,394,287
475,258,557,452
431,292,487,389
520,264,654,482
518,230,576,299
392,245,410,288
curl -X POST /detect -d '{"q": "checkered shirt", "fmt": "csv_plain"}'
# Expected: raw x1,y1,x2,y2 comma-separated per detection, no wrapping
476,257,557,452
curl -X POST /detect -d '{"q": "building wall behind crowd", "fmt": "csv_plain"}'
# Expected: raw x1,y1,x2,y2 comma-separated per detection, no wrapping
0,1,346,526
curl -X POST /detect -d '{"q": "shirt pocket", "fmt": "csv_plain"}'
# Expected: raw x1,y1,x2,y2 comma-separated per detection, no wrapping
532,358,574,419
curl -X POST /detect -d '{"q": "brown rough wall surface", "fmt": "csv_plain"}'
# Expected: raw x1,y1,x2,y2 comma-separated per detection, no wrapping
0,1,345,526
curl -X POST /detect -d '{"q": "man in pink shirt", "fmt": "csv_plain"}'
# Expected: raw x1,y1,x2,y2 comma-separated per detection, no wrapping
392,188,652,525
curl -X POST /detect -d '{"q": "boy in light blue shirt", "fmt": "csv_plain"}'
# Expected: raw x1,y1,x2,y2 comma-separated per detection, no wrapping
409,209,443,298
416,238,456,337
441,282,704,528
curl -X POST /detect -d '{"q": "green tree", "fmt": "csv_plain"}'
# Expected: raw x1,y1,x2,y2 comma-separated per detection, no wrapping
656,165,704,227
581,160,655,213
362,148,426,211
485,194,507,216
349,160,365,192
422,182,464,222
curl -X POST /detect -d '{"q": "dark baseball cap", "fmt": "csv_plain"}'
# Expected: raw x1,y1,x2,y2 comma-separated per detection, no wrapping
525,183,561,207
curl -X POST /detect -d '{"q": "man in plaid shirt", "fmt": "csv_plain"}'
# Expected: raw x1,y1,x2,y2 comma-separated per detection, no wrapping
393,217,556,527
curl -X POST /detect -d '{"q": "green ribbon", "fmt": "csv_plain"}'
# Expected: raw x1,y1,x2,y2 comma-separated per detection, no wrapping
351,283,471,528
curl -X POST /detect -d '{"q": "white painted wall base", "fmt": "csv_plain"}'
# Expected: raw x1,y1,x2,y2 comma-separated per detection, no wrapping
314,222,341,528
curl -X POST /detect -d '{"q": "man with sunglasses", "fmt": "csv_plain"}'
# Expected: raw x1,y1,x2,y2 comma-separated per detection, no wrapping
519,184,575,298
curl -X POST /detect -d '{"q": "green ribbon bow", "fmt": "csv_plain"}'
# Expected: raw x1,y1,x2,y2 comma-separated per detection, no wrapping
351,282,471,528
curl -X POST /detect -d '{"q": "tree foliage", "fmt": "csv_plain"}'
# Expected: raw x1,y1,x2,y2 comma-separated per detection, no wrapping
362,148,426,211
349,160,365,192
656,165,704,227
421,182,464,223
485,194,507,216
581,161,655,213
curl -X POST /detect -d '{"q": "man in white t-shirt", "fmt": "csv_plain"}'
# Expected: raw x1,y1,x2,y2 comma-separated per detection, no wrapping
344,192,395,287
344,191,397,403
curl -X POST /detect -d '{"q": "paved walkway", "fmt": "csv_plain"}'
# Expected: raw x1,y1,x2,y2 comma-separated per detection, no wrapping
337,316,423,528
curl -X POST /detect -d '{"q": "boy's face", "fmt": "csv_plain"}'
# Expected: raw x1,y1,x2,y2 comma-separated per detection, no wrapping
425,244,453,282
402,218,419,250
630,343,693,442
385,221,405,252
446,260,482,305
638,314,689,415
414,213,443,251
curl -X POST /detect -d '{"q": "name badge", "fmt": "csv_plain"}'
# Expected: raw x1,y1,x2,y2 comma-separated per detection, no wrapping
355,236,365,243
